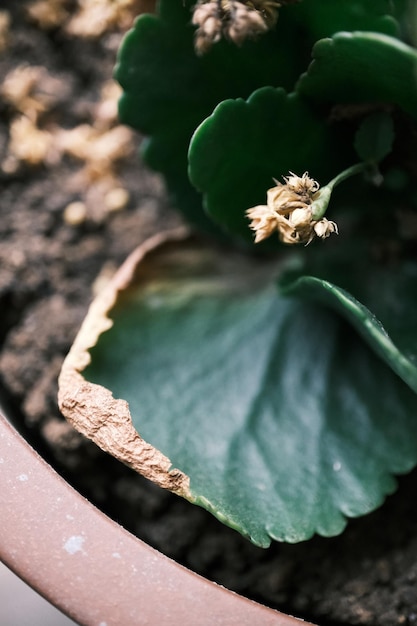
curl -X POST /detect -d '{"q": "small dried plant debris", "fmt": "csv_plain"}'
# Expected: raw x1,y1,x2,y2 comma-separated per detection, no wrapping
1,58,133,221
63,201,88,226
65,0,147,39
6,115,55,168
94,80,124,130
25,0,71,30
1,65,68,170
1,65,68,121
25,0,156,34
57,124,134,181
104,187,130,212
0,10,11,52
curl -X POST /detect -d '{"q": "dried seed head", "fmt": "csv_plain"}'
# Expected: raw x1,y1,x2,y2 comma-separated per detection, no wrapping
267,183,308,215
248,0,281,27
227,3,268,46
247,172,338,246
284,171,320,200
192,1,222,54
192,0,278,54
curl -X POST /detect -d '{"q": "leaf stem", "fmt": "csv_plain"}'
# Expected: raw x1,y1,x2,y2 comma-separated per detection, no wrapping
327,162,368,191
311,162,367,221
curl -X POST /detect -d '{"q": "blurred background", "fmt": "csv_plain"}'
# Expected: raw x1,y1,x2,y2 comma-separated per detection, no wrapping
0,1,157,624
0,561,77,625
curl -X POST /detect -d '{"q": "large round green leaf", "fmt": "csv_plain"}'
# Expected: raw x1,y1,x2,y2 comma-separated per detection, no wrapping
297,32,417,121
188,87,353,241
83,237,417,547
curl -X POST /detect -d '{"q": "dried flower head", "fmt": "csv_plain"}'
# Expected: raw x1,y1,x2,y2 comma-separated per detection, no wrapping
249,0,281,27
284,171,319,199
192,0,281,54
246,172,338,245
246,204,281,243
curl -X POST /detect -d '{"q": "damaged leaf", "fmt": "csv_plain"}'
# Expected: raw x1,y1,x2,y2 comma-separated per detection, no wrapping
59,233,417,547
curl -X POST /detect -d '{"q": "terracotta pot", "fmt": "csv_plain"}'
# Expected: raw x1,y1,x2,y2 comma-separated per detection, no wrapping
0,408,315,626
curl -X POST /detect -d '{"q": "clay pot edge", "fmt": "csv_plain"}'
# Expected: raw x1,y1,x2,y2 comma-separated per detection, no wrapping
0,408,314,626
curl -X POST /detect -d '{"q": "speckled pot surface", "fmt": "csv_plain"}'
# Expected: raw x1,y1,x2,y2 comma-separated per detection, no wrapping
0,409,313,626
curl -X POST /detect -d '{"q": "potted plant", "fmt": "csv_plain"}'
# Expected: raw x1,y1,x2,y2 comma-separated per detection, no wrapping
60,0,417,547
0,1,308,622
3,0,417,623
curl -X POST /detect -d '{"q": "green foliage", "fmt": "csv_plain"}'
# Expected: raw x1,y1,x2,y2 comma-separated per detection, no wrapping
188,31,417,242
115,0,403,235
188,87,350,240
289,0,399,40
85,241,417,546
354,112,395,164
71,0,417,544
297,32,417,120
280,265,417,395
115,0,302,231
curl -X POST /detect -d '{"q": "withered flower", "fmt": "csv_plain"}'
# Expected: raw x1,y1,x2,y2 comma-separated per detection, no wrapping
192,0,282,54
313,218,338,239
246,172,338,245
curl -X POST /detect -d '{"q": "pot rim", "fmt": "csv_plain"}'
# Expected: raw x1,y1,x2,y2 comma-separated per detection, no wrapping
0,409,314,626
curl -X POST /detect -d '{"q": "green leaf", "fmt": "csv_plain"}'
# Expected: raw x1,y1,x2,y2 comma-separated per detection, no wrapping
115,0,303,235
188,87,352,242
280,270,417,395
289,0,400,41
354,112,395,163
84,238,417,546
115,1,399,235
297,32,417,122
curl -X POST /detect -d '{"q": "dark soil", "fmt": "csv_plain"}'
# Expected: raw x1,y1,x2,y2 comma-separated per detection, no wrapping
2,3,417,625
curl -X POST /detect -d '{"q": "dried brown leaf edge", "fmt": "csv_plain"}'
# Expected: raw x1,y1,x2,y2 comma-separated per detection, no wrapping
58,227,193,499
